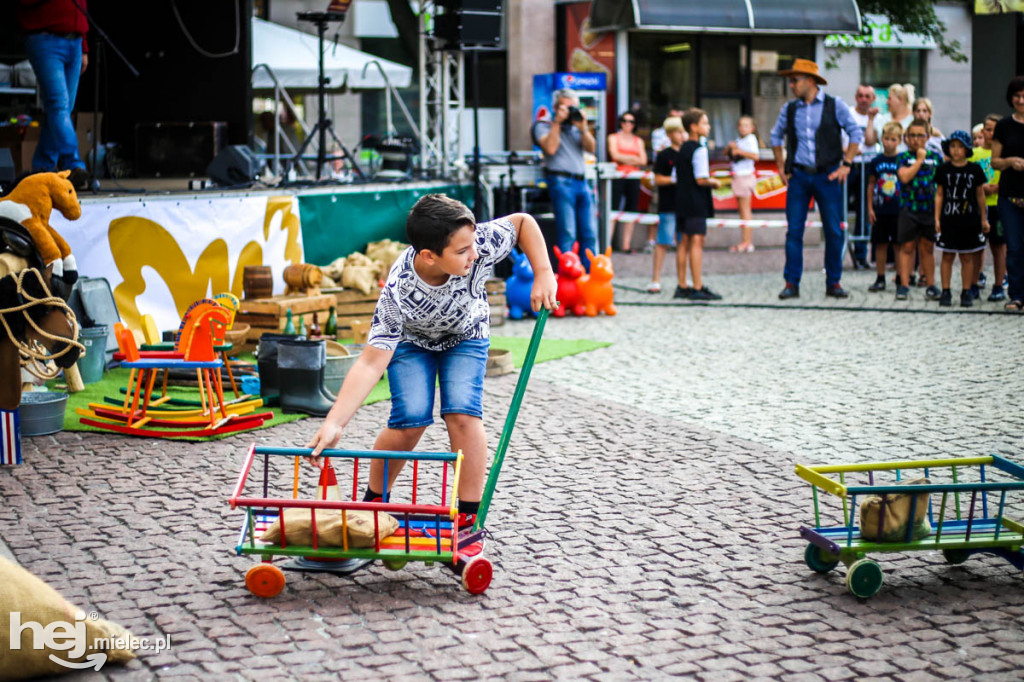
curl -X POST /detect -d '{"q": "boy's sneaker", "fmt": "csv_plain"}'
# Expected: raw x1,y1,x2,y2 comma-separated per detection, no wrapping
868,277,886,292
970,284,980,300
925,285,942,301
978,272,988,289
938,289,952,307
689,286,722,301
673,285,694,299
989,286,1007,302
895,285,910,301
908,274,917,287
961,290,974,307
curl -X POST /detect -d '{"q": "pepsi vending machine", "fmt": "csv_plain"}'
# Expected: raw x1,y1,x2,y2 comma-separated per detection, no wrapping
532,72,608,163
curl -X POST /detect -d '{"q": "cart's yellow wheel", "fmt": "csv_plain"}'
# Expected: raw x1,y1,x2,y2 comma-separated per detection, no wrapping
942,549,970,565
804,543,840,573
382,559,407,571
246,563,285,598
846,558,883,599
461,556,493,594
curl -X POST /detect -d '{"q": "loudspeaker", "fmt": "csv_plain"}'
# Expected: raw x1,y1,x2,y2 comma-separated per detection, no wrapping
0,149,14,191
135,121,228,177
206,145,261,187
435,0,502,47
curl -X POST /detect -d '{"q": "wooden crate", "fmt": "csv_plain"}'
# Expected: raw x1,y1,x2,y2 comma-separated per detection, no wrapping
237,292,336,332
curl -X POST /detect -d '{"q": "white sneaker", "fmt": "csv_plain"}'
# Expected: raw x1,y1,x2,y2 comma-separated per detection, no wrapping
646,281,661,294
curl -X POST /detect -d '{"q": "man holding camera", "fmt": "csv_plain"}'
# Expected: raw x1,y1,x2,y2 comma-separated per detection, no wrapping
534,89,598,268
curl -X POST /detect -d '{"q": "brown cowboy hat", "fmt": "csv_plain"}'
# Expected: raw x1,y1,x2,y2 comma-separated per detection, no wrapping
779,58,827,86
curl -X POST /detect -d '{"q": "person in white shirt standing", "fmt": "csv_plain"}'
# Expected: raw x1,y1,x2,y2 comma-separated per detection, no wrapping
725,115,760,253
847,84,885,270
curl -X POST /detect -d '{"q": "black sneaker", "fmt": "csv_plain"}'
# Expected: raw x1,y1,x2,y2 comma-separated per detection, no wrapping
939,289,952,307
925,285,942,301
778,284,800,300
868,277,886,292
989,286,1007,302
895,285,910,301
67,167,90,191
978,272,988,289
690,286,722,301
673,286,693,300
908,274,917,287
970,284,980,300
961,290,973,307
825,284,849,298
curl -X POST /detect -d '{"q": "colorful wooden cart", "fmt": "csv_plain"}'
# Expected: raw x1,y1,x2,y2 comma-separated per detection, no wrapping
229,308,550,596
796,455,1024,598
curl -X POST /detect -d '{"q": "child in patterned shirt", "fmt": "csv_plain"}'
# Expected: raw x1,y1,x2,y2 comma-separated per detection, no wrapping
895,118,944,301
308,195,557,565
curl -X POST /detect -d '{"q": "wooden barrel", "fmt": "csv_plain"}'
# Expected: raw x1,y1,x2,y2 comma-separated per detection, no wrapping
243,265,273,300
283,263,323,291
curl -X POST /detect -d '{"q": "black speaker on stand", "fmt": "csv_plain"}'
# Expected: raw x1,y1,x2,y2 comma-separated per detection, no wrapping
434,0,502,48
207,145,262,188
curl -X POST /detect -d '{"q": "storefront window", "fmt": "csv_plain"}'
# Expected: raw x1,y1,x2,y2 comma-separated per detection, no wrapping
860,49,923,91
749,37,815,150
628,32,696,134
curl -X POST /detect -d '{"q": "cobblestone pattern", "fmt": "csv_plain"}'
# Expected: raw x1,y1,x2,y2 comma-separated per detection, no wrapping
2,245,1024,679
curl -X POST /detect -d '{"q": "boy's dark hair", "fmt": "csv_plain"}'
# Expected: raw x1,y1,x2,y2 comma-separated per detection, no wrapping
986,112,1002,124
682,108,706,133
907,118,930,135
1006,76,1024,108
406,194,476,255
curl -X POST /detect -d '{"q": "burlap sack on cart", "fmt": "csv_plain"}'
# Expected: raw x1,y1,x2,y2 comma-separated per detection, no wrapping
341,253,379,295
0,556,136,680
859,477,932,542
260,508,399,548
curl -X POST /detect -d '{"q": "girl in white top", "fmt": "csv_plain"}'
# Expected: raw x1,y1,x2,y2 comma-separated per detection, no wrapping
725,115,760,252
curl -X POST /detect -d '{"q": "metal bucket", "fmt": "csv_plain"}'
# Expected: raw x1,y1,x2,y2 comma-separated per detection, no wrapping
324,351,361,395
19,392,68,436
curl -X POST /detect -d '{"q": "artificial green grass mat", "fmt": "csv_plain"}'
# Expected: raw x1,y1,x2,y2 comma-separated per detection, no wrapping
53,336,609,441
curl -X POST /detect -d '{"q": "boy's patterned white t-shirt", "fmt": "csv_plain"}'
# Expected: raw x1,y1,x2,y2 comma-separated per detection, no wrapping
367,217,517,352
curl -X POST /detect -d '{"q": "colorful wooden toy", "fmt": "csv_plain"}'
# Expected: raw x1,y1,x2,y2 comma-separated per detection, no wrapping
504,250,535,320
578,247,617,317
230,308,551,596
797,455,1024,598
552,242,585,318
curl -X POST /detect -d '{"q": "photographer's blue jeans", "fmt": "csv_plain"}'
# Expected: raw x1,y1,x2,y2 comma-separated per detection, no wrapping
784,167,845,287
1000,197,1024,302
24,33,85,172
548,174,597,269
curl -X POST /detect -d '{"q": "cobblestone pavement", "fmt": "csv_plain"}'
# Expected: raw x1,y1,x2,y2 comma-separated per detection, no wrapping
4,243,1024,681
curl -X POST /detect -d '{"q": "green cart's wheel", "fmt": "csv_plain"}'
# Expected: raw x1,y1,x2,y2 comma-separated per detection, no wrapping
804,543,840,573
942,548,971,565
461,556,493,594
245,563,285,598
382,559,407,571
846,558,883,599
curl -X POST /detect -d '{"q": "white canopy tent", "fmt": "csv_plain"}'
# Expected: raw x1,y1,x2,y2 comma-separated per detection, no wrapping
251,17,412,91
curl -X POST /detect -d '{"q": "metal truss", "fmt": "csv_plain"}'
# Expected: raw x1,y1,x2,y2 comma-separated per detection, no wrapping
419,1,465,178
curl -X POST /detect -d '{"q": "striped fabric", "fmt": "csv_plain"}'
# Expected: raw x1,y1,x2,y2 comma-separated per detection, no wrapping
0,409,21,465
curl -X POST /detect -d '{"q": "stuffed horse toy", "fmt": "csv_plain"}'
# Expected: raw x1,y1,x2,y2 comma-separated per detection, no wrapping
552,242,586,318
0,170,80,288
504,250,536,320
578,246,617,317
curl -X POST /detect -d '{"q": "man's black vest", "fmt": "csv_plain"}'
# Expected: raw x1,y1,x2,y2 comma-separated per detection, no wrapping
676,140,714,219
785,94,843,175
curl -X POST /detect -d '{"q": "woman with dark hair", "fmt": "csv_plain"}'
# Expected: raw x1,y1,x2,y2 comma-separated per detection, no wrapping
992,75,1024,310
608,111,648,252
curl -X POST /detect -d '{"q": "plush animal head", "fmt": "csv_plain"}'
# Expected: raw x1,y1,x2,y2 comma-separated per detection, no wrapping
553,242,584,280
584,247,615,281
41,171,83,222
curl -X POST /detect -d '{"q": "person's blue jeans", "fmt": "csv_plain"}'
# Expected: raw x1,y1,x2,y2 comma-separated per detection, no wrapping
999,197,1024,302
24,33,85,172
547,174,597,269
784,167,845,287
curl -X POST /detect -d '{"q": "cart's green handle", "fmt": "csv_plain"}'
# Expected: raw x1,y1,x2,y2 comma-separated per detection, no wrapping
474,306,550,531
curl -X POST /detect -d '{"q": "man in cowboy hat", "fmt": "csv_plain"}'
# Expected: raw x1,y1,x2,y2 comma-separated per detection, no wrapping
770,58,865,300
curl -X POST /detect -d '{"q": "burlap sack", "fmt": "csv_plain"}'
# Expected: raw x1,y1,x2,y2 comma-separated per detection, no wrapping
0,556,136,680
859,477,932,542
341,266,378,295
322,256,346,283
366,239,407,272
260,508,398,549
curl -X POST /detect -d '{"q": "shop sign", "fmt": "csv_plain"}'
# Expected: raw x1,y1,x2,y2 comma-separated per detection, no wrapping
974,0,1024,13
824,14,935,50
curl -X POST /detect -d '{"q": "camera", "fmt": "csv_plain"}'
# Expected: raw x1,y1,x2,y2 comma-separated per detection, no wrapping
568,106,583,124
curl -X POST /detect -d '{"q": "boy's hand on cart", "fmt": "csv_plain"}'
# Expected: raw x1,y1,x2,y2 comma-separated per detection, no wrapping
531,271,558,312
306,422,343,465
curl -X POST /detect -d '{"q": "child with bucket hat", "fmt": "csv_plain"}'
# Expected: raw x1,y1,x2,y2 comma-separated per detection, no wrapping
934,129,990,307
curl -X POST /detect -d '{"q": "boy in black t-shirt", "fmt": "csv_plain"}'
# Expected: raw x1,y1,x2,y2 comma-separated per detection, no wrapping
935,130,990,307
649,116,684,295
866,121,903,292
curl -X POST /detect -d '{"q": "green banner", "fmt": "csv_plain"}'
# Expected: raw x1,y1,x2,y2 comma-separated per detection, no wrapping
297,183,473,265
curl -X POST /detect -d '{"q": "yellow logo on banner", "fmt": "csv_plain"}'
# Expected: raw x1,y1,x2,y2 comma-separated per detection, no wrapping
110,197,301,329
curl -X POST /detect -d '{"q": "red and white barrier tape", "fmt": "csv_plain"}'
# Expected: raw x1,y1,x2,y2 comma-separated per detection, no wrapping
609,211,846,230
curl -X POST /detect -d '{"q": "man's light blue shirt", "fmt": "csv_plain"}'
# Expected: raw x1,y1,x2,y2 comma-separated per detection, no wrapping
769,89,864,168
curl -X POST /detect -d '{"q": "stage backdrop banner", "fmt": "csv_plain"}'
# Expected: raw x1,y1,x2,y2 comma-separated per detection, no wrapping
53,195,303,334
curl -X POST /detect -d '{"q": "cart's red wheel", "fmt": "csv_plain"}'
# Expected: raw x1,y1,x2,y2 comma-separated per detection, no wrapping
461,556,492,594
246,563,285,598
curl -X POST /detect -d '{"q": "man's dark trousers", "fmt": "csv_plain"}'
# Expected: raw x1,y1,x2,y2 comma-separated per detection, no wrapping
784,167,845,287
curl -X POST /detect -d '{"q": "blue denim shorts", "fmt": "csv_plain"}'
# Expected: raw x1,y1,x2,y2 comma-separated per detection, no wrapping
656,213,677,246
386,338,489,429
